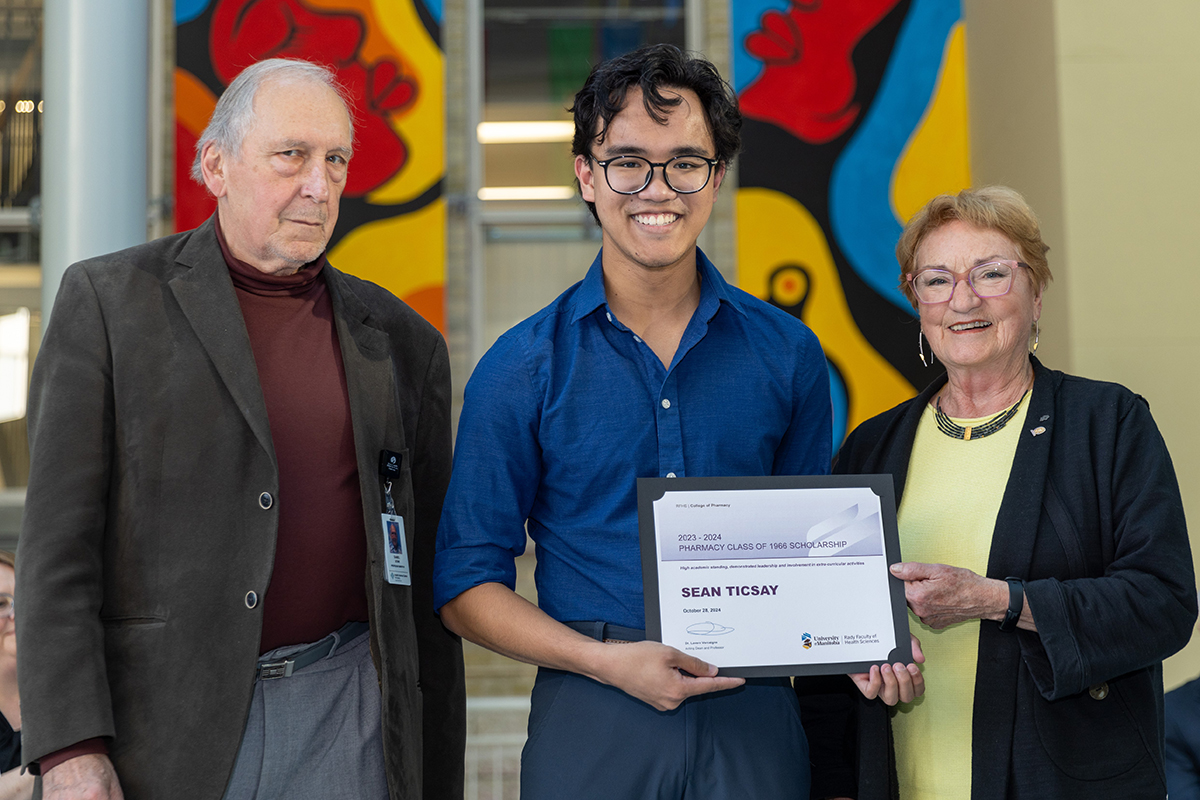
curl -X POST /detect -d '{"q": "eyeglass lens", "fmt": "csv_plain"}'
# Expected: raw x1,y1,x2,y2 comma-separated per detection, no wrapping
913,262,1015,303
603,156,713,194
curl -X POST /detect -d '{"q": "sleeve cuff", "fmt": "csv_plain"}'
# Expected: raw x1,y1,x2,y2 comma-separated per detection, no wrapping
34,738,110,776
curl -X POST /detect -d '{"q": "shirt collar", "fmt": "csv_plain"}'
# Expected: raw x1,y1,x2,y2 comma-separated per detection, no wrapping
568,247,745,325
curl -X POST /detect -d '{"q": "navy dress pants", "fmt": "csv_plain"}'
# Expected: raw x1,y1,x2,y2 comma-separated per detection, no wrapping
520,668,810,800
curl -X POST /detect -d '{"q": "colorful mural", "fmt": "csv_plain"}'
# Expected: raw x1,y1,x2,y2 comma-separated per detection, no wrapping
174,0,447,333
732,0,971,445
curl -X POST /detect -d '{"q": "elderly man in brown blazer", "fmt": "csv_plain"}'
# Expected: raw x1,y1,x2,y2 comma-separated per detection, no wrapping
15,58,464,800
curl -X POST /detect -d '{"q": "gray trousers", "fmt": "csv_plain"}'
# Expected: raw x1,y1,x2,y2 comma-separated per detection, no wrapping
222,628,388,800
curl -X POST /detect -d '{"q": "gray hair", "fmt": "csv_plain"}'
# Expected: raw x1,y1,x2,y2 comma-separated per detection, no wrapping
190,58,353,184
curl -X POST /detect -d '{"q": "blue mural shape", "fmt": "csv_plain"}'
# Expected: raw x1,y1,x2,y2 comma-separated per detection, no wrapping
419,0,443,25
730,0,790,92
829,0,960,315
175,0,213,25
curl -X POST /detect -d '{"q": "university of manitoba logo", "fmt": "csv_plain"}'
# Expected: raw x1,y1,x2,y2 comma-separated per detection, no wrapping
801,632,813,650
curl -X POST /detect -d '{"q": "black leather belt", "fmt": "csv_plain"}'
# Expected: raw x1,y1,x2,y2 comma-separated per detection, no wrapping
565,620,646,643
256,620,369,680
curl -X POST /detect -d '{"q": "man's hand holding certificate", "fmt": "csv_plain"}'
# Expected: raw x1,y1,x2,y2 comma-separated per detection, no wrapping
639,475,916,679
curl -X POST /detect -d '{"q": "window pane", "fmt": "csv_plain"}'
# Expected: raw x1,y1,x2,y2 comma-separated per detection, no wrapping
482,0,687,193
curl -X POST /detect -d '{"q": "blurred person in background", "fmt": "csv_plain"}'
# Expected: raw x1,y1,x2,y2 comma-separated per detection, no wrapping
0,551,32,800
1164,607,1200,800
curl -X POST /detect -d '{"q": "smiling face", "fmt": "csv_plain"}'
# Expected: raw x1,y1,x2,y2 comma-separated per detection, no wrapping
915,220,1043,376
575,86,724,276
202,77,353,275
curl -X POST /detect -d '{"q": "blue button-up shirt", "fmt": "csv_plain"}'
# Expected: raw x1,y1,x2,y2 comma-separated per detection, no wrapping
434,250,832,629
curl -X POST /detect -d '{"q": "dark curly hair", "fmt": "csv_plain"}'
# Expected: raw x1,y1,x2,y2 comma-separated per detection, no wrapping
569,44,742,223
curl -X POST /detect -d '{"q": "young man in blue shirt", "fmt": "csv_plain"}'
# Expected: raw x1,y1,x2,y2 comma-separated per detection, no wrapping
434,44,921,799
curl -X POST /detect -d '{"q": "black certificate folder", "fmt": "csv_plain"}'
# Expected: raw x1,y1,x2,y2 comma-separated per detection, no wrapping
637,474,912,678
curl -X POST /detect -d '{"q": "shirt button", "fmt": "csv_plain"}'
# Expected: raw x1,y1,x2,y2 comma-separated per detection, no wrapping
258,492,273,510
1089,682,1109,700
606,312,612,322
245,591,258,609
666,472,677,478
633,335,642,343
661,399,671,409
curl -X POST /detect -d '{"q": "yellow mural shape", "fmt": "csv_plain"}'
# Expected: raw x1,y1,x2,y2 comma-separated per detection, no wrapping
329,198,447,333
737,188,915,433
892,22,972,223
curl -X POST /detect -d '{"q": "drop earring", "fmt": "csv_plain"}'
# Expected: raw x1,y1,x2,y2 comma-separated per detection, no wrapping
1032,319,1040,352
918,329,932,367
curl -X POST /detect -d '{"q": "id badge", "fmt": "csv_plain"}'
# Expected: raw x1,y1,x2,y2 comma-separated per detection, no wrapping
381,514,411,586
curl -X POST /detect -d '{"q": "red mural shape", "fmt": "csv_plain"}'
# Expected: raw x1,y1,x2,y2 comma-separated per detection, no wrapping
741,0,901,144
210,0,418,197
175,119,216,232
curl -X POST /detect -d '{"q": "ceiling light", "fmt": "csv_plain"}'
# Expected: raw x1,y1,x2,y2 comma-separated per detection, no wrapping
478,186,576,201
477,121,574,144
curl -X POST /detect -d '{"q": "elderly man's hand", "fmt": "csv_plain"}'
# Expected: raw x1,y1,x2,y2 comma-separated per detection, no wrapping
43,754,124,800
850,633,925,705
891,561,1011,629
591,640,745,711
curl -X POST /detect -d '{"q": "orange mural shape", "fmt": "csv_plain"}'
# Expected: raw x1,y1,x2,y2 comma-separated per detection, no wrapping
174,69,218,233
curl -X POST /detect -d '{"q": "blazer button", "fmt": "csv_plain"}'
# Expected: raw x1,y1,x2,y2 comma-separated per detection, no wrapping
1088,682,1109,700
245,591,258,609
258,492,273,510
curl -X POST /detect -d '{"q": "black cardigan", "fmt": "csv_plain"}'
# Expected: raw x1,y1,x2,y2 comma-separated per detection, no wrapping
797,356,1197,800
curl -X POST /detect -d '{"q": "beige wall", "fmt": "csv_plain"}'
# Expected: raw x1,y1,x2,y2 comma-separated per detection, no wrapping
966,0,1200,689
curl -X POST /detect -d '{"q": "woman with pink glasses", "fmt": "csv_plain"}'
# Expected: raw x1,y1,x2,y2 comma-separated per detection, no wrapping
798,186,1195,800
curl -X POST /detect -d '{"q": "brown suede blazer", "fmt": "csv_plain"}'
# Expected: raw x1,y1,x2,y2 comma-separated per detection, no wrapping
16,217,465,799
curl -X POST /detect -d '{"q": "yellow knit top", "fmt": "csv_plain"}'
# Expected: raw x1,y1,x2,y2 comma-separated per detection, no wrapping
892,391,1030,799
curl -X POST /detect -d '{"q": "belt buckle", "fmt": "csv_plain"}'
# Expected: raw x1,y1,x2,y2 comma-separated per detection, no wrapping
257,658,295,680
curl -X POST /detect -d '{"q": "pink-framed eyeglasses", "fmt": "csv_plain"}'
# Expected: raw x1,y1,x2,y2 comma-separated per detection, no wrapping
907,260,1030,304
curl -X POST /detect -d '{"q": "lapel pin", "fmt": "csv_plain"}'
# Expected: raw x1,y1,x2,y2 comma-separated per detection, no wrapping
1030,426,1046,436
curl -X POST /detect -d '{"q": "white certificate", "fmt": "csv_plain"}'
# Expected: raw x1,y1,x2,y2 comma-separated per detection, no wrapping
638,475,911,677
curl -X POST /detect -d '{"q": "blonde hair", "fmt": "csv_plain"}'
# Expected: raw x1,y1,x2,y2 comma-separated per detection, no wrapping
896,186,1052,308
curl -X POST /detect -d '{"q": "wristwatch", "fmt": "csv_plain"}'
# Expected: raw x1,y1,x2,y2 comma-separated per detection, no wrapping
999,577,1024,632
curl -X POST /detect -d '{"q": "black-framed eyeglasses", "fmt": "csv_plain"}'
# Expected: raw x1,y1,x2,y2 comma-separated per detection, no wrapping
591,154,720,195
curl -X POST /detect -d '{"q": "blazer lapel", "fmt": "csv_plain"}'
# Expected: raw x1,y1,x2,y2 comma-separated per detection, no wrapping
324,268,401,551
985,357,1058,580
168,217,276,461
